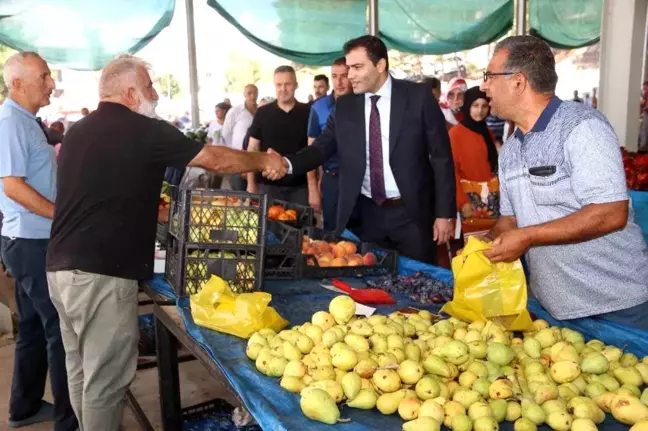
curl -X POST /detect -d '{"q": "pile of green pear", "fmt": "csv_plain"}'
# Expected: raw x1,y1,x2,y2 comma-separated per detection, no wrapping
245,295,648,430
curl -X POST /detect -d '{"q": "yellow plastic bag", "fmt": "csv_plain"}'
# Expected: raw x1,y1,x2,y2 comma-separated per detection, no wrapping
190,275,288,339
441,236,534,331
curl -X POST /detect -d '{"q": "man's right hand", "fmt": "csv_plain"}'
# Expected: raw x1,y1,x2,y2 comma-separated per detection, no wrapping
262,148,288,181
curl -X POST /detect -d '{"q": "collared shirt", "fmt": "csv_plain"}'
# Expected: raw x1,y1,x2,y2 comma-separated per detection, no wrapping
362,76,400,199
0,98,56,239
222,104,254,151
500,96,648,320
307,94,338,171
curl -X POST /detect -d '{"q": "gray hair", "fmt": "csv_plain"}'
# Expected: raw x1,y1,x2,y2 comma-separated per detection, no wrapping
3,51,43,90
99,54,150,99
494,35,558,93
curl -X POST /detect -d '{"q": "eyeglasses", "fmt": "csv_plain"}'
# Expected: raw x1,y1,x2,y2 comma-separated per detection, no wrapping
483,71,519,82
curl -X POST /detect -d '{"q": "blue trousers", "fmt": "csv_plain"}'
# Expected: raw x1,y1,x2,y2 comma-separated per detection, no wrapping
1,237,77,431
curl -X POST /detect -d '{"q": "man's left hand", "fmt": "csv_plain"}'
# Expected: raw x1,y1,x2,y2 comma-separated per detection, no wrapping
309,190,322,212
483,228,532,263
433,218,454,245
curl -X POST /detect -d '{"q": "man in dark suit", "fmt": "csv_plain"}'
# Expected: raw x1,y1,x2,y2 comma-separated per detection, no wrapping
265,36,455,263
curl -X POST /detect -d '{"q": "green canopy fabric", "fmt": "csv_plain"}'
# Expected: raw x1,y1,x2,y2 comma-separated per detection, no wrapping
530,0,602,49
0,0,175,70
207,0,513,65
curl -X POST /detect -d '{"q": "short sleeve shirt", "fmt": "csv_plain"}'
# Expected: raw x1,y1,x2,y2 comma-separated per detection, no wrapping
46,102,203,280
308,94,339,171
249,101,309,187
498,97,648,319
0,98,56,239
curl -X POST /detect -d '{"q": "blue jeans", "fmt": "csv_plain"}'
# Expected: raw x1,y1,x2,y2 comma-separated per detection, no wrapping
596,300,648,331
321,170,339,232
1,237,77,431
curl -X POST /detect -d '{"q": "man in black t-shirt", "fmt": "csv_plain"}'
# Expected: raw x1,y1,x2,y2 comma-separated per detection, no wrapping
246,66,313,206
45,55,285,431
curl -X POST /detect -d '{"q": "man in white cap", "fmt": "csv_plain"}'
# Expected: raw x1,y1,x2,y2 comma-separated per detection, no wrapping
440,77,468,128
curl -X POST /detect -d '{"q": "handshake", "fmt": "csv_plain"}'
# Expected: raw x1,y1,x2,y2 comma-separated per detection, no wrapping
261,148,289,181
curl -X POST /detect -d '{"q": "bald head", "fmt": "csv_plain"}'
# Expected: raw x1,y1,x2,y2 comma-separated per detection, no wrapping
99,54,159,117
244,84,258,105
4,51,55,114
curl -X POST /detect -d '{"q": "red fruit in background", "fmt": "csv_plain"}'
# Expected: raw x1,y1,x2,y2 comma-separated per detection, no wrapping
638,172,648,190
635,154,648,172
362,252,377,266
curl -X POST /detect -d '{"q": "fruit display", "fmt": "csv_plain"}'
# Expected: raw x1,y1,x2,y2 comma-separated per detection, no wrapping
185,127,208,145
301,236,377,268
245,295,648,429
623,150,648,191
368,272,453,305
185,250,257,294
268,204,298,222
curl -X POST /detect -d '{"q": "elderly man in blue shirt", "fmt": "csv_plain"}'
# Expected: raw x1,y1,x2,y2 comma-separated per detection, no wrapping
480,36,648,328
307,57,352,230
0,52,77,430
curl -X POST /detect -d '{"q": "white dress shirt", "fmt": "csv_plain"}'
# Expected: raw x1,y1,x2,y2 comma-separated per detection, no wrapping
362,76,400,199
222,104,254,150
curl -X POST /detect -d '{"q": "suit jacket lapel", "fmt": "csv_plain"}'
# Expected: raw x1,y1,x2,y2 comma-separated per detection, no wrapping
389,79,406,157
354,94,366,166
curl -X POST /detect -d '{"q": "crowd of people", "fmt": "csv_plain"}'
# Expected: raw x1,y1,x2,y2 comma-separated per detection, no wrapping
0,34,646,431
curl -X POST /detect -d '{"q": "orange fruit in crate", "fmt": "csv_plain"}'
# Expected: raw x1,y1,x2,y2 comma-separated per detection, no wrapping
319,252,334,261
331,257,348,267
332,243,347,258
362,252,377,266
318,255,332,267
347,254,363,267
285,209,297,220
340,241,357,255
277,213,292,221
268,205,285,220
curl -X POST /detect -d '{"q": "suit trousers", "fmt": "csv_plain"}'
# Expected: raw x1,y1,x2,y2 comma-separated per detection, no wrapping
355,196,437,264
47,270,139,431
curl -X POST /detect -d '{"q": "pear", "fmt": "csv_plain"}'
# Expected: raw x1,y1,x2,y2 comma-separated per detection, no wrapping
398,360,425,385
434,335,453,349
312,311,335,331
310,365,336,381
322,329,340,348
377,352,399,368
344,334,370,352
468,362,489,378
611,393,648,425
354,358,378,379
621,353,639,367
546,411,573,431
489,399,508,423
593,392,617,413
280,375,306,394
506,401,522,421
279,329,301,344
347,388,378,409
596,374,621,392
403,343,422,362
453,389,482,409
563,329,584,345
524,361,545,376
464,341,486,361
390,347,407,363
267,356,288,377
635,363,648,384
440,340,471,365
388,334,405,350
472,378,491,399
514,417,537,431
550,361,580,383
283,341,303,361
329,295,356,325
335,368,347,383
415,375,441,400
377,390,407,414
368,333,388,353
302,375,313,386
614,366,645,387
435,320,455,337
465,330,483,343
389,321,405,337
360,377,373,390
584,382,607,398
332,346,358,371
521,399,546,425
619,385,642,398
444,401,467,428
300,388,339,424
602,346,623,363
641,388,648,406
284,359,307,378
523,338,542,359
368,314,387,326
571,418,598,431
551,343,579,363
248,332,269,347
568,397,604,424
468,320,487,332
402,322,417,338
399,397,422,420
543,399,567,415
586,340,604,351
488,379,513,400
580,352,609,375
341,371,362,400
451,414,473,431
487,343,514,366
631,423,648,431
533,383,558,405
246,343,264,361
419,399,445,422
373,369,402,393
535,328,557,348
423,355,452,377
374,323,397,336
468,400,493,421
311,380,344,403
304,325,323,345
473,416,499,431
403,417,442,431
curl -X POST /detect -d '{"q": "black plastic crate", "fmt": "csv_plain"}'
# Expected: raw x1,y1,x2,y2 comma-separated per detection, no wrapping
182,399,261,430
156,222,168,245
165,235,265,296
264,220,304,279
268,198,315,227
170,188,268,247
299,228,398,278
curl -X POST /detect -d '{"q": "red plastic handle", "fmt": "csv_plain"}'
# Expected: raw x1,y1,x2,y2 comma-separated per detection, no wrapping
332,279,353,293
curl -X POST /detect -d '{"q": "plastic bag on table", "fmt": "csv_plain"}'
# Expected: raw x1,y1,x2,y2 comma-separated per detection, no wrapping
190,275,288,339
441,236,534,331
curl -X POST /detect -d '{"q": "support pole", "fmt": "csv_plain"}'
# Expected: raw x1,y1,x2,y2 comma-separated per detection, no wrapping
185,0,200,129
368,0,378,36
516,0,527,35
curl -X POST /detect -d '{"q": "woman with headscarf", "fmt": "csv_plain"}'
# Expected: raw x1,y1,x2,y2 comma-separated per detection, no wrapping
449,86,500,220
440,77,467,128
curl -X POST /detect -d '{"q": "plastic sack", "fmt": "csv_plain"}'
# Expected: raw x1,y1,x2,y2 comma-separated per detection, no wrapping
190,276,288,339
441,236,534,331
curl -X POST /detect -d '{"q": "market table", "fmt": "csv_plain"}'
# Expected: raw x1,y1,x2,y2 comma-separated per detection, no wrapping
144,268,646,431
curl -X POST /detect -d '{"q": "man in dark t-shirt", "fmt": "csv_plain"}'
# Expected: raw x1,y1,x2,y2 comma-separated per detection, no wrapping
246,65,312,206
45,55,285,431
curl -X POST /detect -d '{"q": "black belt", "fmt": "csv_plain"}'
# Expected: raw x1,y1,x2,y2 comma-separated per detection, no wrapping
361,195,403,207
